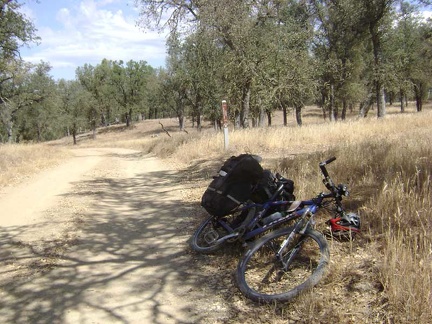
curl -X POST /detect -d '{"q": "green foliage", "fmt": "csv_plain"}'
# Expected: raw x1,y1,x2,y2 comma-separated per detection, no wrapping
2,0,432,142
0,0,39,72
0,61,58,143
76,59,154,130
111,59,154,125
0,0,40,143
15,62,59,142
57,79,93,144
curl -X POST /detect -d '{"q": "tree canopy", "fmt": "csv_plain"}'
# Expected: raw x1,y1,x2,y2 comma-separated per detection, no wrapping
1,0,432,143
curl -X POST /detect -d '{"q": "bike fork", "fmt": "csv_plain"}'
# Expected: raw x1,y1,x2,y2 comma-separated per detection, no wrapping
277,237,304,272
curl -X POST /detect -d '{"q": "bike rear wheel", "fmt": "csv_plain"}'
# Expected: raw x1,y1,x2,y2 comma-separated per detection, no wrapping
235,226,329,303
189,216,229,253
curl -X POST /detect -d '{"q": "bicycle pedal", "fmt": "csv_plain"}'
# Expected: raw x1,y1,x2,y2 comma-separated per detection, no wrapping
204,229,219,244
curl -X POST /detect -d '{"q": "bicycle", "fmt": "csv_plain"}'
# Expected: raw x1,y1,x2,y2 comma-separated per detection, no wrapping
235,157,361,303
189,172,298,254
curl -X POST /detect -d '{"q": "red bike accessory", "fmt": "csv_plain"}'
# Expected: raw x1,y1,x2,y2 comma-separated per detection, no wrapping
328,217,358,231
328,213,361,238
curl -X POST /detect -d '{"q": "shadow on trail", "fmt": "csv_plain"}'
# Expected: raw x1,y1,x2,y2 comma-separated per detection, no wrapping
0,167,231,323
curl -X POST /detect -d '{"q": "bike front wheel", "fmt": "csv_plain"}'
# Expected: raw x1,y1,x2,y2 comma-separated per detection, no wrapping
235,226,329,303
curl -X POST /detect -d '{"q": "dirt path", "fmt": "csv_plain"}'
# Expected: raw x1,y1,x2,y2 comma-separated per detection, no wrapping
0,148,228,324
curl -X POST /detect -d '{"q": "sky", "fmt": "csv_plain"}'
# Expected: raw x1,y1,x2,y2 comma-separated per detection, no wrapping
19,0,168,81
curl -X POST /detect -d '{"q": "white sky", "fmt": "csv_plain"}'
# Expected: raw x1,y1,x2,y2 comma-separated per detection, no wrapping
421,10,432,20
19,0,168,80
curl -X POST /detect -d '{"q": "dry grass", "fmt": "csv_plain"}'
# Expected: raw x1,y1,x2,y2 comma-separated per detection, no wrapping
1,102,431,322
0,144,70,188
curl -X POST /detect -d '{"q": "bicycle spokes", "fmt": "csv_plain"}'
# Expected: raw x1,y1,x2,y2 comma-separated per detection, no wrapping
242,233,324,297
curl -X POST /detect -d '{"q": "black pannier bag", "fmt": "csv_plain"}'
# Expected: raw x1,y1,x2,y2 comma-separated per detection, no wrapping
251,170,296,203
282,179,295,201
250,170,278,203
201,154,264,217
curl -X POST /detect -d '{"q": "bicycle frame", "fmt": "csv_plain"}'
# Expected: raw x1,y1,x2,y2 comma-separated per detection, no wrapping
199,156,347,248
243,192,335,240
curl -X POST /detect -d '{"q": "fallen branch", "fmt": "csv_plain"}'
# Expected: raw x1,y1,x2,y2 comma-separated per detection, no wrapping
159,122,172,137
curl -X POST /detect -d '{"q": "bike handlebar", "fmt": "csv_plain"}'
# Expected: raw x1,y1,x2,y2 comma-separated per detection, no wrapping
319,156,336,176
319,157,337,191
323,156,336,165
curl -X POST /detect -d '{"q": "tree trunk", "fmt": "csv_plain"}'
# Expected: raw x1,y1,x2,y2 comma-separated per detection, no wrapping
416,97,422,112
295,104,303,126
400,89,405,113
258,106,265,127
125,112,130,127
72,127,77,145
266,111,272,126
128,108,133,127
414,83,423,112
178,113,185,130
241,79,251,128
7,120,13,143
341,100,347,120
234,111,241,128
321,90,327,120
282,106,288,126
196,111,202,131
359,90,375,118
370,23,386,118
321,105,327,120
359,102,371,118
329,84,336,121
101,113,107,126
379,86,386,117
92,109,97,139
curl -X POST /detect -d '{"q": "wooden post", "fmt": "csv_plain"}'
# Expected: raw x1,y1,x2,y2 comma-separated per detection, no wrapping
222,100,229,150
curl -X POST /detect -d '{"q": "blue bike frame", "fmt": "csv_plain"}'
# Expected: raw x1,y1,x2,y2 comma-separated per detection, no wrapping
241,193,334,241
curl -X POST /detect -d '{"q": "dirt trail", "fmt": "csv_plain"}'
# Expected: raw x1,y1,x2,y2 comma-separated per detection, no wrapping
0,148,228,324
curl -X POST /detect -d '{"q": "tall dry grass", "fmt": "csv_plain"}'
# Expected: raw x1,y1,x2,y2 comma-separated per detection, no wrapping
272,137,432,322
366,144,432,323
0,143,69,188
140,108,432,166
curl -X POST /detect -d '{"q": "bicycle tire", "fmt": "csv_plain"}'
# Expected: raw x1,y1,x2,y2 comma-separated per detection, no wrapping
189,215,231,253
235,226,329,303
